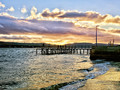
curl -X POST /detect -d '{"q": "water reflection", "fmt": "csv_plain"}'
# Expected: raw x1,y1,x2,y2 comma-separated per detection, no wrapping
26,54,92,89
0,48,95,89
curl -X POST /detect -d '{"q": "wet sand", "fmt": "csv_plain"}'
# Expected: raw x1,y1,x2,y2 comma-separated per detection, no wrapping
79,67,120,90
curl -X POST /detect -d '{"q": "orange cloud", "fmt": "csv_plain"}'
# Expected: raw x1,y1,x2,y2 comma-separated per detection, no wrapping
26,8,120,26
105,15,120,24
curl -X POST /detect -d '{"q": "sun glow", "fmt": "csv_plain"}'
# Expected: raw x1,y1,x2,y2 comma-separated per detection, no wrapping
47,40,73,45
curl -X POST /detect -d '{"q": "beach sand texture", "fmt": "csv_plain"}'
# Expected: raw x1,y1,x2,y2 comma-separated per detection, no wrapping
79,67,120,90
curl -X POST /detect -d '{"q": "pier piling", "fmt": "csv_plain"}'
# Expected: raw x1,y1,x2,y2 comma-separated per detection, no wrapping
36,46,91,55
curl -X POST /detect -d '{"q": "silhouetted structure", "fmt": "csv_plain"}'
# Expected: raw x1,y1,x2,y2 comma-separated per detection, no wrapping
36,46,91,55
90,46,120,61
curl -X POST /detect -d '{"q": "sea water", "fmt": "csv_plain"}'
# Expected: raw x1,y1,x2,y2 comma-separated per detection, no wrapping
0,48,110,90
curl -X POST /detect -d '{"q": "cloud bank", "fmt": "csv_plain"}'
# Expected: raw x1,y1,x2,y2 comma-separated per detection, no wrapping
27,8,120,25
1,8,120,44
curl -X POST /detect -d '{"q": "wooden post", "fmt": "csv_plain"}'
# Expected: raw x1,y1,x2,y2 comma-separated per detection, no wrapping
83,49,84,54
36,49,38,55
87,49,88,55
80,49,81,54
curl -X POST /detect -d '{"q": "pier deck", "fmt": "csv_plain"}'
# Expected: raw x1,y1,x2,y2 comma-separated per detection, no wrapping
36,47,91,55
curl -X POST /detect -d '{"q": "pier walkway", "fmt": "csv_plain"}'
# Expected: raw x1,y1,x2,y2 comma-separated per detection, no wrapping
36,47,91,55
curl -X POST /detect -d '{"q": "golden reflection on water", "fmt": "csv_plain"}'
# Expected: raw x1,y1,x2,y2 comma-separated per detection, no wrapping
23,55,92,89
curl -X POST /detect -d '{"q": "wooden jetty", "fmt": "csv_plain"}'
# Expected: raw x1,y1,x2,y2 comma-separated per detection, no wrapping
36,46,91,55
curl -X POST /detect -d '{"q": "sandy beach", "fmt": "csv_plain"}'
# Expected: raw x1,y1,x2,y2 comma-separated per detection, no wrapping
79,66,120,90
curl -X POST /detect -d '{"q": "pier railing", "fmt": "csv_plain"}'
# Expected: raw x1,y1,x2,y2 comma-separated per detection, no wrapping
36,47,91,55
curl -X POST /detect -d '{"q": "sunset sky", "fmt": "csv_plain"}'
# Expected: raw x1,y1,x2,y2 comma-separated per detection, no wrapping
0,0,120,45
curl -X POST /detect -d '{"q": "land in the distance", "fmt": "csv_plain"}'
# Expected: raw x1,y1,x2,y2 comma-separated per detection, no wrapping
0,41,108,48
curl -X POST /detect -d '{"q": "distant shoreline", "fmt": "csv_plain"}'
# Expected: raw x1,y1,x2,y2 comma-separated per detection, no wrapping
0,41,110,48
